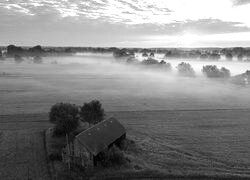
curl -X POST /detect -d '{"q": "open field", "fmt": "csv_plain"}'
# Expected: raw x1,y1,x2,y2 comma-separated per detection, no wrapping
1,55,250,179
1,110,250,179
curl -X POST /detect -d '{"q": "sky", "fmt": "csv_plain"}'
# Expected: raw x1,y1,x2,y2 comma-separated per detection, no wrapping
0,0,250,47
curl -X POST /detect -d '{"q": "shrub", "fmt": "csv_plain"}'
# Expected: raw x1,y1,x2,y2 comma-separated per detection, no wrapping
80,100,104,124
97,145,128,167
49,103,79,135
177,62,195,77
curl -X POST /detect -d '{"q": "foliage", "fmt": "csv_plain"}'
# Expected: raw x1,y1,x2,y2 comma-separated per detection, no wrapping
49,103,79,135
141,57,158,65
80,100,105,124
97,145,128,167
225,53,233,61
142,52,148,57
113,49,130,58
14,54,23,63
202,65,230,78
149,52,155,57
177,62,195,77
33,56,43,64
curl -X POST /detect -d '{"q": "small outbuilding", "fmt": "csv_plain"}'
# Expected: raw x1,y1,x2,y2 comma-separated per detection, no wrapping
62,117,126,169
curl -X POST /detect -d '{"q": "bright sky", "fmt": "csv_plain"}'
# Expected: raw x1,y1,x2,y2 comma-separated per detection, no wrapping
0,0,250,47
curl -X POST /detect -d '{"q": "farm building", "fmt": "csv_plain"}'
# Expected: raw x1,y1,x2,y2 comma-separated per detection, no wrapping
62,117,126,169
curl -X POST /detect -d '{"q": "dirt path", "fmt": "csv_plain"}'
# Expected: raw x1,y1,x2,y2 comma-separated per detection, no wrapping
0,130,51,180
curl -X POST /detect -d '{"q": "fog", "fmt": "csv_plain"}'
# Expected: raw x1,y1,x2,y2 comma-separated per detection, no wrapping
0,53,250,114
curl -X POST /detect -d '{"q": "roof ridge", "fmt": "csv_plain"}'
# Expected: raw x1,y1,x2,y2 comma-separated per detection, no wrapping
75,116,114,138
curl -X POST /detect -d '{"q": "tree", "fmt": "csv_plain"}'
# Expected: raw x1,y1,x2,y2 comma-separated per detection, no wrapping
49,103,79,135
113,49,130,58
200,54,208,60
209,53,221,61
226,53,233,61
142,52,148,57
14,54,23,63
141,57,158,65
177,62,195,77
33,56,43,64
80,100,105,124
159,60,172,71
149,52,155,57
202,65,230,78
220,67,231,78
237,54,243,61
7,45,24,56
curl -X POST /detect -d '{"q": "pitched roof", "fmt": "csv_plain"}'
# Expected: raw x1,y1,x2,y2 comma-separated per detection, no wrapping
75,117,126,156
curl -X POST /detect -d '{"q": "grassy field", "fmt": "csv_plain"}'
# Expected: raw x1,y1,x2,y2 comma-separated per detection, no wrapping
0,56,250,179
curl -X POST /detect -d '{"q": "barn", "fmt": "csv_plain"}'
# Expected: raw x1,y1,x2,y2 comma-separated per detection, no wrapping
62,117,126,169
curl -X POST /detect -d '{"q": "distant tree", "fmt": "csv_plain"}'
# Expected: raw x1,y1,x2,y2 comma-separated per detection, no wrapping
164,51,172,58
0,51,3,60
159,60,166,64
200,54,208,60
141,57,158,65
159,60,172,71
33,56,43,64
113,49,130,58
142,52,148,57
225,53,233,61
80,100,105,124
7,45,24,56
220,67,231,78
177,62,195,77
237,54,243,61
202,65,230,78
14,54,23,63
149,52,155,57
49,103,79,135
126,56,139,64
209,53,221,61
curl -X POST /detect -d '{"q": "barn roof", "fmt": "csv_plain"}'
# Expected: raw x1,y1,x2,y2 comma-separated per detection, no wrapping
75,117,126,156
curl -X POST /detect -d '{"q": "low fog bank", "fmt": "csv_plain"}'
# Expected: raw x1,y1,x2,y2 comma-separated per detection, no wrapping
0,54,250,114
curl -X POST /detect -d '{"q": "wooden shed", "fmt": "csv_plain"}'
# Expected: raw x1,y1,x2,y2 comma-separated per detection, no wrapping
62,117,126,169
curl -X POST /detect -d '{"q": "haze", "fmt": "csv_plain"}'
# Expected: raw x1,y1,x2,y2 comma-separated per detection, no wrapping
1,54,250,115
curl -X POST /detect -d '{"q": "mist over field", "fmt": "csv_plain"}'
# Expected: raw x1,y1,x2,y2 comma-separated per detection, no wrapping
1,54,250,115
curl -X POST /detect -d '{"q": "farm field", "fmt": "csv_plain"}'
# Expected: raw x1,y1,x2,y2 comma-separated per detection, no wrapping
0,55,250,179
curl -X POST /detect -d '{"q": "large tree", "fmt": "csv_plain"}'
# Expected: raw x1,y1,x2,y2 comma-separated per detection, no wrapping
80,100,105,124
49,103,79,135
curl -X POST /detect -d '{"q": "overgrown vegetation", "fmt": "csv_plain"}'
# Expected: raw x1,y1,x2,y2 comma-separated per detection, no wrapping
96,145,129,167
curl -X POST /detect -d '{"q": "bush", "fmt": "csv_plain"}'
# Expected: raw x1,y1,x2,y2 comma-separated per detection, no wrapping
202,65,230,78
97,145,128,167
177,62,195,77
49,103,79,135
80,100,104,124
